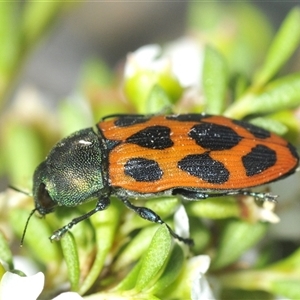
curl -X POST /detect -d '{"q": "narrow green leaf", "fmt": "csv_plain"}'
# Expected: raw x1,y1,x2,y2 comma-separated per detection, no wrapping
124,69,182,114
271,280,300,299
61,232,80,291
189,218,211,253
0,231,13,270
225,73,300,118
267,110,300,141
2,121,43,187
149,243,184,294
113,225,159,272
221,289,273,300
21,1,68,47
83,291,160,300
134,225,172,292
146,85,173,114
187,197,239,219
0,262,5,278
114,260,142,292
219,248,300,292
0,3,20,76
254,7,300,87
9,208,62,265
79,200,122,295
249,117,287,136
211,219,268,270
203,45,228,114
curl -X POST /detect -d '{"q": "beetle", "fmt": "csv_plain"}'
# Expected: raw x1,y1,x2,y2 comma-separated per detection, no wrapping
21,113,299,245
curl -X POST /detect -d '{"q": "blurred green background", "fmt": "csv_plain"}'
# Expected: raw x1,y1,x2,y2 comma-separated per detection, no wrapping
1,2,300,299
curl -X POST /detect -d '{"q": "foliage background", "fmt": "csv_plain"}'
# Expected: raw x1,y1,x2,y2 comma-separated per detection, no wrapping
1,2,300,300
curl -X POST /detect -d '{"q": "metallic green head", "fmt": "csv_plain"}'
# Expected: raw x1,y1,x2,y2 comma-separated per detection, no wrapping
32,128,107,216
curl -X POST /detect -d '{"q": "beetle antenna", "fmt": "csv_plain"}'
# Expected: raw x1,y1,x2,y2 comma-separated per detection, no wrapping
8,185,34,246
8,185,31,196
20,208,37,247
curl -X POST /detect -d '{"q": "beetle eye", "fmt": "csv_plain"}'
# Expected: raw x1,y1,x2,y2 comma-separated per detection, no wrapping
37,183,56,212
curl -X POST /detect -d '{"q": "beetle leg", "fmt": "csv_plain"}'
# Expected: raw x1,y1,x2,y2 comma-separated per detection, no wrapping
49,196,111,242
120,197,194,246
230,191,278,202
205,191,278,202
174,188,278,202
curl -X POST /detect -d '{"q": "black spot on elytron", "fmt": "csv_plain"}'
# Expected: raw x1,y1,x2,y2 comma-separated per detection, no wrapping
126,126,174,149
114,115,150,127
232,120,271,139
189,123,242,151
242,144,276,177
124,157,163,182
166,114,211,122
287,142,299,161
178,153,230,184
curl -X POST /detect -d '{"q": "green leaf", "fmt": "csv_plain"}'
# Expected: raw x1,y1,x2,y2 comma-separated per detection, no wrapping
249,117,288,136
225,73,300,118
146,85,173,114
114,259,142,292
267,110,300,141
211,219,268,270
187,197,239,219
0,3,20,77
134,225,172,292
9,208,62,265
2,121,43,187
221,289,273,300
124,69,182,114
149,243,184,295
188,3,273,76
61,232,80,291
113,225,160,272
79,200,122,295
21,1,68,47
218,248,300,294
271,280,300,299
114,225,173,293
254,7,300,88
0,231,13,270
189,218,210,253
203,45,228,114
0,262,5,278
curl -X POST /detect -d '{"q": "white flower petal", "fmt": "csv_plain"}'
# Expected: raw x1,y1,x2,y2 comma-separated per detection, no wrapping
125,44,162,77
188,255,216,300
52,291,84,300
165,37,203,87
0,271,44,300
191,273,216,300
13,256,40,276
174,204,190,240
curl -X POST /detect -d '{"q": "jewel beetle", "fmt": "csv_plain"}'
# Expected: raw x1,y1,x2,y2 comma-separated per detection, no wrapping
22,113,299,245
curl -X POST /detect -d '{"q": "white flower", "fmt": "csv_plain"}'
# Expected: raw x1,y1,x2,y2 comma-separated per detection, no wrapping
125,44,168,77
243,196,280,223
124,38,203,88
174,204,191,242
52,292,84,300
0,271,44,300
190,255,216,300
164,37,204,88
0,271,83,300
